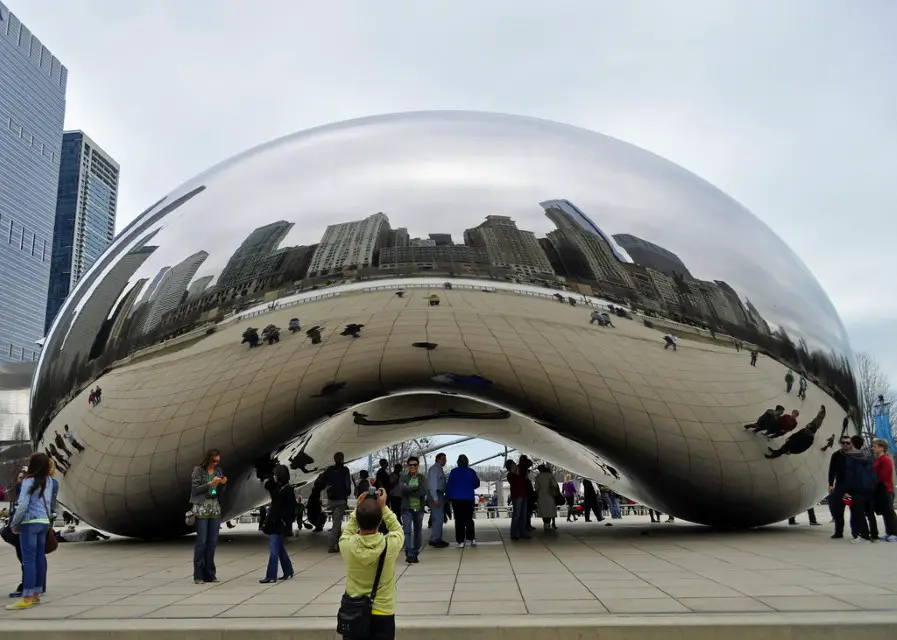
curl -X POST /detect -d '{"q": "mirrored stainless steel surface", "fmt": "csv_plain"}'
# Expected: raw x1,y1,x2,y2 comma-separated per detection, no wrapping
31,111,859,537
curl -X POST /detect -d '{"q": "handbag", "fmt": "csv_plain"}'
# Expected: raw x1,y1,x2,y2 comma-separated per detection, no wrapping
41,494,58,554
336,540,388,639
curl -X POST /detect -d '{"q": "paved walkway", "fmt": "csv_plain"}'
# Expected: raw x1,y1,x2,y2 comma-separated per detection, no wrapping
2,515,895,621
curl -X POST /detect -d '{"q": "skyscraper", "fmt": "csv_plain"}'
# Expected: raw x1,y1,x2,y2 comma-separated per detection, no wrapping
142,251,209,334
308,213,391,276
0,3,67,362
612,233,692,279
463,215,553,278
45,131,120,333
217,221,293,289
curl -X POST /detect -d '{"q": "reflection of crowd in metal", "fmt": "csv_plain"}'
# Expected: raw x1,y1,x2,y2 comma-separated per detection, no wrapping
44,425,85,477
743,404,828,459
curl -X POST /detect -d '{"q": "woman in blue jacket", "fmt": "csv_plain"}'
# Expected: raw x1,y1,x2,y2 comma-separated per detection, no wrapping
446,454,480,548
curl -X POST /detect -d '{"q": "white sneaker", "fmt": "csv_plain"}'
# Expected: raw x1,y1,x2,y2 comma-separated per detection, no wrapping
887,535,897,542
457,542,465,549
470,539,477,547
850,537,871,544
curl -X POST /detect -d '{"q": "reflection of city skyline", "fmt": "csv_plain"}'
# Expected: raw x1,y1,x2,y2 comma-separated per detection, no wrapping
143,198,775,342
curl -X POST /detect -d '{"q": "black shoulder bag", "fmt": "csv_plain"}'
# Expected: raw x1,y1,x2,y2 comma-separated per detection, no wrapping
336,540,389,639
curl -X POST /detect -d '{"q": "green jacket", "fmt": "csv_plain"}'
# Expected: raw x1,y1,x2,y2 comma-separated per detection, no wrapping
339,506,404,615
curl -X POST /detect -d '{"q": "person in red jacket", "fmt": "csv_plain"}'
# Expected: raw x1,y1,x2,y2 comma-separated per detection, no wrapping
871,439,897,541
505,460,531,541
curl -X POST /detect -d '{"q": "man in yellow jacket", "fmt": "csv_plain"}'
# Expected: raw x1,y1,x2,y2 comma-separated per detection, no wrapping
339,488,405,638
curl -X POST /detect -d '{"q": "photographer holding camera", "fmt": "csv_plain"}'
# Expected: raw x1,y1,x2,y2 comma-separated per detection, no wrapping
337,487,404,640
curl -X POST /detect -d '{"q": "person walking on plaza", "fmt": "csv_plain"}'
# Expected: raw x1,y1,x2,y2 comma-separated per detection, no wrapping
749,350,758,366
562,474,578,522
581,479,604,523
338,489,403,640
190,449,226,583
828,435,851,538
506,460,531,539
426,453,448,548
446,454,480,548
785,369,795,393
798,374,808,400
259,465,296,583
323,452,353,554
63,425,85,453
534,465,561,531
400,456,428,563
6,453,55,610
871,439,897,541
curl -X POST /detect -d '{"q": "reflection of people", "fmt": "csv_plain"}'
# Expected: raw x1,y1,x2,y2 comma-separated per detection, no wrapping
745,406,784,433
785,369,795,393
662,334,677,351
57,526,110,542
750,350,758,366
798,374,808,400
765,409,799,438
765,406,826,459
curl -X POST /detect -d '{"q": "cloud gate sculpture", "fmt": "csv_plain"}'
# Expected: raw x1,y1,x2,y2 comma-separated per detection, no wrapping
31,111,859,538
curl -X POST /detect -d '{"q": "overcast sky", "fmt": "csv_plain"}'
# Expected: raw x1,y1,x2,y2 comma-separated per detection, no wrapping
10,0,896,458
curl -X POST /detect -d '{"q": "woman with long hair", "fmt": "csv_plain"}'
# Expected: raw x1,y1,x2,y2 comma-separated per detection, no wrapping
190,449,227,584
260,465,296,583
7,453,53,610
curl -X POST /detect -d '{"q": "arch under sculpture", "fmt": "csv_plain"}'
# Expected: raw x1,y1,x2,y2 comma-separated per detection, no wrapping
31,111,859,538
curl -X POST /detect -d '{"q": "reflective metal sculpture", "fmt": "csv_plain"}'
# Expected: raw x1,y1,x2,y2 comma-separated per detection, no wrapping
31,112,859,538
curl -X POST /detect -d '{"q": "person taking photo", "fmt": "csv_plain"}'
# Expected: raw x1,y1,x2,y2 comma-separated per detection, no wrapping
338,488,404,640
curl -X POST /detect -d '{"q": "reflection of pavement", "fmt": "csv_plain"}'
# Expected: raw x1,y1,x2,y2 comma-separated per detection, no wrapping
0,520,895,627
47,288,836,528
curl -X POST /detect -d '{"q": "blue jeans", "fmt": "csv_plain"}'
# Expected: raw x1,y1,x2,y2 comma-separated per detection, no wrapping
510,497,529,539
264,534,294,581
430,496,445,542
194,518,221,581
19,522,48,597
608,495,621,519
401,510,424,558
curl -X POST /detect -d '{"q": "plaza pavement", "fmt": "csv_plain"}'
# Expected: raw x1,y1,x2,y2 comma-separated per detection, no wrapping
1,515,896,638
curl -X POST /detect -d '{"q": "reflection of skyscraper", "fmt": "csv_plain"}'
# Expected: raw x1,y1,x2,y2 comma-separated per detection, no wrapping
541,200,633,263
140,267,171,305
612,233,692,279
542,202,632,288
464,216,553,277
218,221,293,289
429,233,453,246
0,5,68,362
744,299,771,335
142,251,209,333
308,213,391,276
714,281,751,326
105,277,148,347
186,276,214,301
55,245,156,371
45,131,119,333
389,228,410,247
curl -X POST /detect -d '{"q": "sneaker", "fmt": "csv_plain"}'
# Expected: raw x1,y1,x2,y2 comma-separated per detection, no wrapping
886,535,897,542
850,537,871,544
5,599,33,610
457,542,465,549
470,539,477,547
194,580,204,585
831,534,843,539
405,556,413,564
411,556,420,563
7,592,21,599
809,522,821,526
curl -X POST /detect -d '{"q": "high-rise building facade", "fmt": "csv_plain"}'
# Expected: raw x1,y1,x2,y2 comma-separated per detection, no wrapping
45,131,119,333
542,202,633,288
612,233,692,279
0,3,67,362
217,221,293,290
463,215,553,277
308,212,391,276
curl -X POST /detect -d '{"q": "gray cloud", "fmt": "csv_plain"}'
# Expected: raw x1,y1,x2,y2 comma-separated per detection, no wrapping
11,0,897,374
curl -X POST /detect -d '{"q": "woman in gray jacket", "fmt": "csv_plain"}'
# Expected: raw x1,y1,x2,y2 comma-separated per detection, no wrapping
189,449,227,584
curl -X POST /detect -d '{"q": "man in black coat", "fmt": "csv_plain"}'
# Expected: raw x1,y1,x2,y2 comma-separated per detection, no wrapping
827,435,851,538
581,480,604,522
766,406,826,459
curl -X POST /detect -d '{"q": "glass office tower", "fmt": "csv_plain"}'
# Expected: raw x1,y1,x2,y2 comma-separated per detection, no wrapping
45,132,119,333
0,3,68,362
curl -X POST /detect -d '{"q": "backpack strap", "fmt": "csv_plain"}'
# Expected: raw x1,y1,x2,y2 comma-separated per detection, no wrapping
369,540,389,602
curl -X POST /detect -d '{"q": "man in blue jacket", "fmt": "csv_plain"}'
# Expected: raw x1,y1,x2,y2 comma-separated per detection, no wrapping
446,454,481,549
843,435,878,543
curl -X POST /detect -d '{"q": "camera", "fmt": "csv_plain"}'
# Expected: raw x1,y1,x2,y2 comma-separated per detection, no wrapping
367,486,378,499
